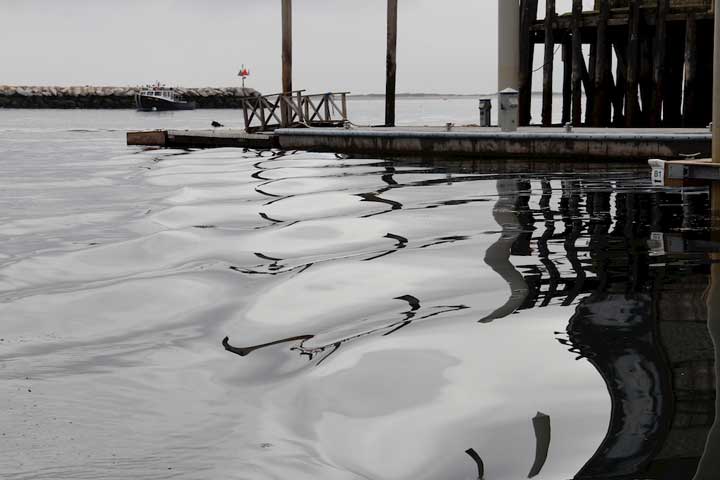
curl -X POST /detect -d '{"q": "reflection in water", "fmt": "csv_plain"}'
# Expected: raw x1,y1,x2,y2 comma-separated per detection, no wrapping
529,412,551,478
479,179,530,323
225,166,718,479
223,292,469,366
464,448,485,479
503,179,717,479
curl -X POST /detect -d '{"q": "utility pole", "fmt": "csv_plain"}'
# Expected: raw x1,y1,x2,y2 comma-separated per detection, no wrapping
385,0,398,127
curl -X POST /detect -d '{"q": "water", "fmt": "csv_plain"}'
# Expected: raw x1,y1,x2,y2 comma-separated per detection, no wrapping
0,106,717,480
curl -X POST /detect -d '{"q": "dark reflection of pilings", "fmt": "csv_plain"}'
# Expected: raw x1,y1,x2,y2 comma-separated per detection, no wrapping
515,182,715,480
528,412,551,478
464,448,485,479
693,184,720,479
223,168,718,478
480,179,530,322
474,177,715,479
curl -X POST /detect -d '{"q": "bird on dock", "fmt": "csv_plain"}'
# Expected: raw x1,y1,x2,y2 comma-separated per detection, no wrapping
211,121,224,128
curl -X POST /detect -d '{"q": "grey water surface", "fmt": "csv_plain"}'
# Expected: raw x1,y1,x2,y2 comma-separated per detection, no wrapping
0,108,717,480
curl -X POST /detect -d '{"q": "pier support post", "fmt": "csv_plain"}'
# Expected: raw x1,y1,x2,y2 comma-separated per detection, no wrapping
650,0,669,127
519,0,538,126
714,0,720,163
592,0,611,127
613,44,627,126
498,0,520,91
664,29,684,127
625,0,641,127
385,0,398,127
562,41,572,125
571,0,583,126
683,14,698,127
542,0,556,127
281,0,292,127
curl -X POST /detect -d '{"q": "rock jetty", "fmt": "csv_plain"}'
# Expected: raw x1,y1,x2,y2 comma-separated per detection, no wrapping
0,85,261,109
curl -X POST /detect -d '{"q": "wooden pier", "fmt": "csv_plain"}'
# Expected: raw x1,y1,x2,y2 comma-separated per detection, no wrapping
522,0,715,128
127,126,712,161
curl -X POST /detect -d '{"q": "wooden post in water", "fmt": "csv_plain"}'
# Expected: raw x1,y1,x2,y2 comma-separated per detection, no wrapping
714,0,720,163
682,13,698,127
650,0,668,127
613,43,627,126
592,0,611,127
571,0,583,126
281,0,292,127
562,41,572,125
385,0,398,127
625,0,641,127
542,0,556,127
586,41,597,124
519,0,539,126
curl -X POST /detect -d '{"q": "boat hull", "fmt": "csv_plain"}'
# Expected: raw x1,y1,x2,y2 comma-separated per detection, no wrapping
135,95,196,111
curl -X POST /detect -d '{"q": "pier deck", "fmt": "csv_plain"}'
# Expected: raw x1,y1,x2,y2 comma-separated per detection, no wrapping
127,126,711,162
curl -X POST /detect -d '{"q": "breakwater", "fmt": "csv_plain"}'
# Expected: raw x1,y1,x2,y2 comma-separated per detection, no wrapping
0,85,260,109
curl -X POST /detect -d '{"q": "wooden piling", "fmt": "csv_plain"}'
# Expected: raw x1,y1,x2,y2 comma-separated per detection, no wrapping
640,35,654,126
682,13,698,127
650,0,669,127
542,0,556,127
664,25,684,127
385,0,398,127
519,0,539,126
592,0,611,127
625,0,641,127
571,0,583,126
281,0,292,127
714,0,720,163
562,42,572,125
525,0,714,130
586,42,597,123
613,43,627,126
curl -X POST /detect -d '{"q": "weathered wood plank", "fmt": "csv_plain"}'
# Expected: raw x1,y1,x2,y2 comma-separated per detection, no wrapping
127,130,167,147
529,10,713,32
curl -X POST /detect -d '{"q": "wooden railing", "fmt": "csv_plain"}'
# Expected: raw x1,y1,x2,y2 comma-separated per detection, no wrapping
241,91,349,132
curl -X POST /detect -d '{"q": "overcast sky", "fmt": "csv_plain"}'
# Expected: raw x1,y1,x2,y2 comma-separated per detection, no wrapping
0,0,593,94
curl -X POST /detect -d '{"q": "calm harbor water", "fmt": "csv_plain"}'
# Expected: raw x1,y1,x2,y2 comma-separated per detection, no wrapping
0,104,718,479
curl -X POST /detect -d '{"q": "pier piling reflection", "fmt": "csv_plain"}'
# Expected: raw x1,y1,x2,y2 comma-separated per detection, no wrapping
221,158,719,479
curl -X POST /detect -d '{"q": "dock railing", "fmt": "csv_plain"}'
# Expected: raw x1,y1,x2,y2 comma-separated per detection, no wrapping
241,91,349,132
